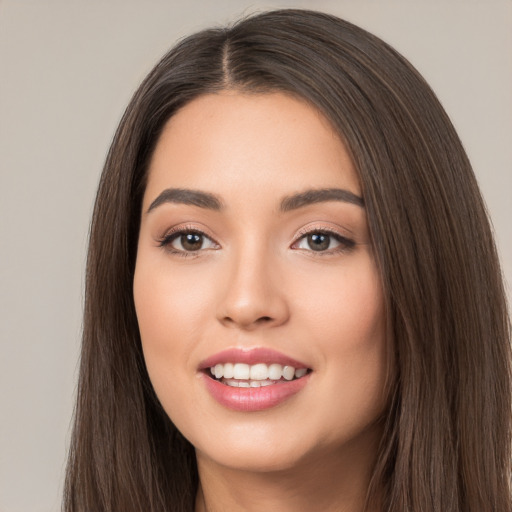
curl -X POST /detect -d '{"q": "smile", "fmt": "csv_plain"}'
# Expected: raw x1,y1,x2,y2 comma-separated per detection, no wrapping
200,348,312,411
210,362,309,385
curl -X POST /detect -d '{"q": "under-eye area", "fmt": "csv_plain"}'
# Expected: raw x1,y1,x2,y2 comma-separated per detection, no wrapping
206,363,312,388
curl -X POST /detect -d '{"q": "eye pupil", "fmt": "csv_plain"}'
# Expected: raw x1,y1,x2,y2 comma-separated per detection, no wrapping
181,233,203,251
307,233,329,251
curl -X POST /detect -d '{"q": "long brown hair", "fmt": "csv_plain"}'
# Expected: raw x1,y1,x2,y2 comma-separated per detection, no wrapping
64,9,511,511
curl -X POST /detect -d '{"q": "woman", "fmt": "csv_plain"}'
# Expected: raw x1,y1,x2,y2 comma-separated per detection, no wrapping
64,9,511,512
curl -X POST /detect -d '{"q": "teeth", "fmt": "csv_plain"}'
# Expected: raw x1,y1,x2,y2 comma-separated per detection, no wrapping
295,368,307,378
268,363,283,380
233,363,250,380
209,362,309,381
224,379,279,388
250,363,268,380
282,366,295,381
223,362,234,379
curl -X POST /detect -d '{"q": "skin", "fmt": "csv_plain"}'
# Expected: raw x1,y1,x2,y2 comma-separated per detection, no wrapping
134,91,388,512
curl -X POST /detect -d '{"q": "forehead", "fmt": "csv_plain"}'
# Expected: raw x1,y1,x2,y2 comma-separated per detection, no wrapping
144,91,360,206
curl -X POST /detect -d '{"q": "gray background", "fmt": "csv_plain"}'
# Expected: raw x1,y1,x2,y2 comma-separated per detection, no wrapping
0,1,510,511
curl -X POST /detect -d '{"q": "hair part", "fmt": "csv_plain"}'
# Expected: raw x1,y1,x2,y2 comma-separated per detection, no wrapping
64,9,511,511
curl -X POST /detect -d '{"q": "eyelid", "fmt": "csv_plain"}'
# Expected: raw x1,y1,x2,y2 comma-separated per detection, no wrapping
291,224,356,253
293,223,354,242
157,223,220,253
155,222,357,256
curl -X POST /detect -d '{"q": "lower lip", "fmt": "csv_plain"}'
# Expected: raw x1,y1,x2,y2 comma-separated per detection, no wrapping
201,373,310,412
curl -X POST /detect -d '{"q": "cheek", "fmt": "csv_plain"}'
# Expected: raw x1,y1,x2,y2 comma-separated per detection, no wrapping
133,257,219,432
331,267,386,378
294,258,388,419
296,257,385,350
134,255,212,344
132,253,213,395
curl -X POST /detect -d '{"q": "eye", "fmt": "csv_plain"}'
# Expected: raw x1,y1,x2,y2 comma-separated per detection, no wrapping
159,229,218,254
293,230,355,253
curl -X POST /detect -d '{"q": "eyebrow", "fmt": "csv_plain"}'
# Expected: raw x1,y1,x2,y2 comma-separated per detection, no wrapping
279,188,364,211
147,188,223,213
146,186,364,214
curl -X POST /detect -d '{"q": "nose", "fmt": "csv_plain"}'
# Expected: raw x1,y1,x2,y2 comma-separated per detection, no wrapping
216,246,290,331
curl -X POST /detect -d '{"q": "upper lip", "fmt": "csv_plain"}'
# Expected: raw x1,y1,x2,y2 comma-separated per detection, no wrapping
198,347,310,370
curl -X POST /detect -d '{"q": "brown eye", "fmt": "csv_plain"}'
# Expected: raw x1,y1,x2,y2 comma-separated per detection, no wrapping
159,230,218,254
180,233,204,251
307,233,330,251
293,230,355,253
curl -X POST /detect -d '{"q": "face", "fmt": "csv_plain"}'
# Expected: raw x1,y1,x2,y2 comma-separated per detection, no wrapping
134,91,388,473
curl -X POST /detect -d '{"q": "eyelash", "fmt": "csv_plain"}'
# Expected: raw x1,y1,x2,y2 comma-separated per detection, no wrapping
292,227,356,256
157,225,218,258
157,225,356,258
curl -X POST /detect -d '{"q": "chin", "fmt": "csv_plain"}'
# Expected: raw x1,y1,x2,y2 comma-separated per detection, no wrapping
195,439,309,474
188,408,385,478
183,415,312,473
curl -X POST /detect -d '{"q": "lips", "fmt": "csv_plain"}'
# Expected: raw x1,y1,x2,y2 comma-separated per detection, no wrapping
199,347,308,368
199,347,312,411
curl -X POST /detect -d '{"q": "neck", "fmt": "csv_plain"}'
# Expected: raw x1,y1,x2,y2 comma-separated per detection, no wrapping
194,425,382,512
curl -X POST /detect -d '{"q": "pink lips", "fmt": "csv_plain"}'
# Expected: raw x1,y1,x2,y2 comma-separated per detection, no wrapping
199,347,311,412
199,347,308,369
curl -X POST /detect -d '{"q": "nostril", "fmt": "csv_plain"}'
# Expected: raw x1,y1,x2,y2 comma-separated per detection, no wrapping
256,316,273,324
220,314,276,330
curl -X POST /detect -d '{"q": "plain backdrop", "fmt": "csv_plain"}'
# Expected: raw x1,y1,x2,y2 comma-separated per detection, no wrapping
0,1,510,511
